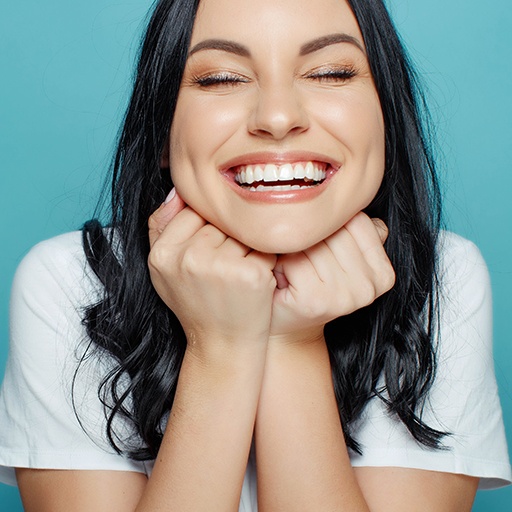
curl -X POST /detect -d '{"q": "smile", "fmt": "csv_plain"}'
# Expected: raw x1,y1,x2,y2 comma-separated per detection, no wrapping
233,162,327,191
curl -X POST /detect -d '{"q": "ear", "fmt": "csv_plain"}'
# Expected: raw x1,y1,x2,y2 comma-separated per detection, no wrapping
160,138,170,168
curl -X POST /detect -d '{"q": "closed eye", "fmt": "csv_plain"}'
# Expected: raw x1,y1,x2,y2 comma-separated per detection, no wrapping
305,66,357,83
193,72,250,88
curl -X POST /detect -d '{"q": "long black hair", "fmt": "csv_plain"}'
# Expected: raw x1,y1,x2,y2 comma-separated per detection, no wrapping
81,0,446,459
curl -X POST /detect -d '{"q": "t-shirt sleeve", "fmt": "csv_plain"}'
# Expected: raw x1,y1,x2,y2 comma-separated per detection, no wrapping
350,232,512,489
0,232,147,486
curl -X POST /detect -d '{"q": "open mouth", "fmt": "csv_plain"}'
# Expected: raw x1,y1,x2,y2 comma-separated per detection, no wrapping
233,162,328,191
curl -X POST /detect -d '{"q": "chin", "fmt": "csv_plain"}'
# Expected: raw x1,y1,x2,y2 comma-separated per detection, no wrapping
237,231,324,255
225,215,344,254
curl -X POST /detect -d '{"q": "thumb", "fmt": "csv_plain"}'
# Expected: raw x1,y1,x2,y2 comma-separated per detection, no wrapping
273,259,290,289
148,188,186,247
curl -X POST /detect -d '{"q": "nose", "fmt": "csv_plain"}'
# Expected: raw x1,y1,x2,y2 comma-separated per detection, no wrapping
248,84,309,140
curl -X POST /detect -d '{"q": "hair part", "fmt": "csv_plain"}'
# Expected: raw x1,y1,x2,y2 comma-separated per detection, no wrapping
82,0,447,460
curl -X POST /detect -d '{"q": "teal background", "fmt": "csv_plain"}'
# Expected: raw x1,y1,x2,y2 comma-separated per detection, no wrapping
0,0,510,509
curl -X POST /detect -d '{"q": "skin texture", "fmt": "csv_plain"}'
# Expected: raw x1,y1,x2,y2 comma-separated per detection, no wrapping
17,0,479,510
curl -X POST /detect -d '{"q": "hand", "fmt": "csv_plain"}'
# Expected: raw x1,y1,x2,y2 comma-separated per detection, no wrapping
148,189,277,352
270,212,395,341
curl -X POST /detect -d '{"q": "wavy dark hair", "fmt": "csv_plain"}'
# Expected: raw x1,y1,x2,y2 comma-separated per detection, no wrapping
81,0,446,459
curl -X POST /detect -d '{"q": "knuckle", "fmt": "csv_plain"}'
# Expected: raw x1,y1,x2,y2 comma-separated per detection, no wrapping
147,213,158,231
148,210,166,235
180,248,203,275
212,257,239,283
148,243,168,271
358,279,377,307
379,223,389,243
380,264,396,293
239,263,269,290
372,217,388,235
303,296,328,319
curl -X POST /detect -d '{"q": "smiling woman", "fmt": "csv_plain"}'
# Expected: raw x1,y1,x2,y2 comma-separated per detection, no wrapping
169,0,384,254
0,0,510,511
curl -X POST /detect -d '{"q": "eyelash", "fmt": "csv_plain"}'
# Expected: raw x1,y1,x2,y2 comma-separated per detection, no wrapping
305,66,358,82
193,72,249,87
192,66,358,88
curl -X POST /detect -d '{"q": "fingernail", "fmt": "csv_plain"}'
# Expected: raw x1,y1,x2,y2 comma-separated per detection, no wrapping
164,188,176,204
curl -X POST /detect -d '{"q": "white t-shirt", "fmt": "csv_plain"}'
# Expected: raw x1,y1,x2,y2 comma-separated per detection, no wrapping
0,230,510,509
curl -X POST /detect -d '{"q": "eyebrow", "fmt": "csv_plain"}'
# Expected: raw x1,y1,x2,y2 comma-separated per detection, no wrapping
188,33,365,58
188,39,250,57
299,33,365,56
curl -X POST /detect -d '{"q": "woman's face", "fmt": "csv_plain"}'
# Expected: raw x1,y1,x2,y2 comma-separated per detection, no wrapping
168,0,385,253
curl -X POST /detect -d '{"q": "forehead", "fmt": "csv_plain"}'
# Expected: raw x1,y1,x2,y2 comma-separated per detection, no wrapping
191,0,363,47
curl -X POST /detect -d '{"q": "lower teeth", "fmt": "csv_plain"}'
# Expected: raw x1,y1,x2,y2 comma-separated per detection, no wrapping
247,184,317,192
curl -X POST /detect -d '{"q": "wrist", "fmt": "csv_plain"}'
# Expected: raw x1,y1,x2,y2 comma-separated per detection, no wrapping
268,326,325,347
184,330,269,371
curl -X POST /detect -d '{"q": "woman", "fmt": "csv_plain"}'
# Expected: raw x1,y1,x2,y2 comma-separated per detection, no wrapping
0,0,510,510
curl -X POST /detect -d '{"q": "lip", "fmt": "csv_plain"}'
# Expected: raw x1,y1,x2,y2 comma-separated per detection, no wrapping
219,151,341,203
220,151,342,172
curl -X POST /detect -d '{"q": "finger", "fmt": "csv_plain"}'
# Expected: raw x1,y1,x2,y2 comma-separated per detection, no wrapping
218,237,277,276
371,218,389,244
218,234,252,257
274,252,322,293
342,212,395,295
190,223,229,249
304,214,387,281
156,207,208,244
272,260,289,289
148,188,187,247
309,228,360,280
343,212,388,255
154,188,187,231
321,215,391,287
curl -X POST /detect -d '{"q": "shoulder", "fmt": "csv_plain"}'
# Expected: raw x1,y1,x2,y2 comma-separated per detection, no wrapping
433,230,492,357
435,231,491,340
9,230,101,362
431,233,510,487
0,231,147,485
436,230,490,290
436,230,488,284
8,231,104,378
352,232,512,488
435,231,491,331
12,231,103,311
16,231,88,282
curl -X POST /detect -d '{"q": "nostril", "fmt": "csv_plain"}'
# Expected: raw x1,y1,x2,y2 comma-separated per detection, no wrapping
248,93,309,139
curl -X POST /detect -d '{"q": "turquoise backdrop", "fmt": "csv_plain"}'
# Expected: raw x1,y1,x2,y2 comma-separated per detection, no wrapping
1,1,510,509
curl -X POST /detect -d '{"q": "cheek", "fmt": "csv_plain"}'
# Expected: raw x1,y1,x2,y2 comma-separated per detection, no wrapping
314,87,384,156
322,92,385,208
168,110,200,206
168,100,212,201
169,103,206,166
331,98,384,158
168,95,248,216
170,95,248,167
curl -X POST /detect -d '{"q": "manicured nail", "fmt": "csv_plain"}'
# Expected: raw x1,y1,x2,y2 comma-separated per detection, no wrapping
164,188,176,204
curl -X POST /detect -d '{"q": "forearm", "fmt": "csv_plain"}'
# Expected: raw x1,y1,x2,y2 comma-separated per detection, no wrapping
137,341,266,512
255,337,369,512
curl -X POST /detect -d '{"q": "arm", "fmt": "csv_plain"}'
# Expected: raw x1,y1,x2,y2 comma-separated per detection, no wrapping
256,336,368,511
136,339,267,511
17,191,276,511
255,213,478,511
18,344,266,512
255,340,478,512
140,193,275,510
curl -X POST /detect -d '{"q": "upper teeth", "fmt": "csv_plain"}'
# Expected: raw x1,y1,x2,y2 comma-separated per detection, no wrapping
234,162,327,185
